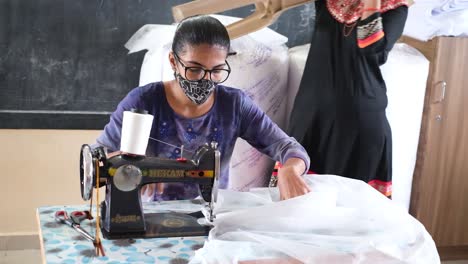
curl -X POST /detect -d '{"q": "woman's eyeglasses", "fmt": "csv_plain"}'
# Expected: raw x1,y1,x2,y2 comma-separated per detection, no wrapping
174,52,231,83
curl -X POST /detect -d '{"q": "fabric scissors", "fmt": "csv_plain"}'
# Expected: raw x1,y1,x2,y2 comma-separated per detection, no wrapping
55,210,94,242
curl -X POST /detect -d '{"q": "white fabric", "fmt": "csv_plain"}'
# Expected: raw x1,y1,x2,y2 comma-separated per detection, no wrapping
125,15,290,192
404,0,468,41
431,0,468,15
285,43,429,211
191,174,440,264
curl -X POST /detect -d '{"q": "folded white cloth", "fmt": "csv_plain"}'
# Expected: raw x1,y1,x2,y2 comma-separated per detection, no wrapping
431,0,468,15
404,0,468,40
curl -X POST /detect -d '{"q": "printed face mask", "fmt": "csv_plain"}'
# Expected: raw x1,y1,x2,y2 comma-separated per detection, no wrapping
175,73,216,105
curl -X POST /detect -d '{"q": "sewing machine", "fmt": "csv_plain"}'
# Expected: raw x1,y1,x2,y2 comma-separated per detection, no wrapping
79,142,220,239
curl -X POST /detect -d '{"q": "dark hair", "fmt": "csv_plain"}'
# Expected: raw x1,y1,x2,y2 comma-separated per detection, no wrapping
172,15,230,55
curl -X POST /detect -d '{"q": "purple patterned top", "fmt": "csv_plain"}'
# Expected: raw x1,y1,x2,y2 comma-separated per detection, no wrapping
96,82,310,200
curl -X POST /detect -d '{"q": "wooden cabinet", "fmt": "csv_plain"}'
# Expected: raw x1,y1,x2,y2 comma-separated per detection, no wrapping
404,36,468,260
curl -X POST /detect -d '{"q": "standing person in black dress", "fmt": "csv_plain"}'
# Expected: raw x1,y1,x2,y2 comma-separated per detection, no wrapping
288,0,409,197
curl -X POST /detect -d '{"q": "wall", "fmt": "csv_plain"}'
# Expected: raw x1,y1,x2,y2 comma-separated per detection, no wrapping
0,129,101,235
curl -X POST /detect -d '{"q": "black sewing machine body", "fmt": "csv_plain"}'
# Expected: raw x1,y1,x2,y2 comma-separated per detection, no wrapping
80,143,220,239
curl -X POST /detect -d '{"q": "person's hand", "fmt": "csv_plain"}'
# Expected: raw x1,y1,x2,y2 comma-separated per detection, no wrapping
277,158,311,200
106,150,122,158
141,183,165,199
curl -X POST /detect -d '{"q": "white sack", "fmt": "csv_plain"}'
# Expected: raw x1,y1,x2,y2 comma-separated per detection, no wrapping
381,43,429,211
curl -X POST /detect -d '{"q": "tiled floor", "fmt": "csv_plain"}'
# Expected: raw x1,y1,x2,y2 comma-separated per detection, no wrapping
1,249,468,264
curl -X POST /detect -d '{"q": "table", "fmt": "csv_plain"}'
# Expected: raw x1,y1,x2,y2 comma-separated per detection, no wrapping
36,204,206,264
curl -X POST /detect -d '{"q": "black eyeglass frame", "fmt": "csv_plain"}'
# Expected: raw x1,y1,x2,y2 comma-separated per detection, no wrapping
173,52,231,83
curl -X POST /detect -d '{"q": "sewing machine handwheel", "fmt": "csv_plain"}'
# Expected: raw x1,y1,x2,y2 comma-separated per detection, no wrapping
80,144,96,201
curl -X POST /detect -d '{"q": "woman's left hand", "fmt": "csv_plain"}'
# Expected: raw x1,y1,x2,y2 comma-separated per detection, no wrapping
277,158,311,200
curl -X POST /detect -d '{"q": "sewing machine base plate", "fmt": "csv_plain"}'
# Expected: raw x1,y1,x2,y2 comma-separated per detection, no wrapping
102,211,210,239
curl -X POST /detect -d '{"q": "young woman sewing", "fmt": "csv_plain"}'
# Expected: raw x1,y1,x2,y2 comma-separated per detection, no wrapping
95,15,311,201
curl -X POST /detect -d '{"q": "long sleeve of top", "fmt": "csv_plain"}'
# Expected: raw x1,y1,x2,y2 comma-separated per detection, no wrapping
357,7,408,62
239,93,310,168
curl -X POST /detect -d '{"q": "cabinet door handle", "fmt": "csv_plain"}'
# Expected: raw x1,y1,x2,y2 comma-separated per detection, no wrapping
432,81,446,104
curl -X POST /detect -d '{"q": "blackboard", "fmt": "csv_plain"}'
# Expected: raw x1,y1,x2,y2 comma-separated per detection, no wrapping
0,0,315,129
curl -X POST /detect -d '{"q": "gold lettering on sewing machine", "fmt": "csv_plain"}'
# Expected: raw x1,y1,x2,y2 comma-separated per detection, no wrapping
111,214,141,224
147,169,186,178
109,168,214,178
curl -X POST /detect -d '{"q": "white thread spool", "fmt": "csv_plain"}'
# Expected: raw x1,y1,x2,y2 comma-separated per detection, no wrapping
120,109,154,156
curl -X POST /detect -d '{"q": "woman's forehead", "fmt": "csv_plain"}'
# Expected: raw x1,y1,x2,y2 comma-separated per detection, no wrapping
181,44,227,58
178,44,228,67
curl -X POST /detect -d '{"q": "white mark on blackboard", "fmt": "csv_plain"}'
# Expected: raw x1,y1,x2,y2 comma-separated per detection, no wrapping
29,54,72,74
299,3,314,28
